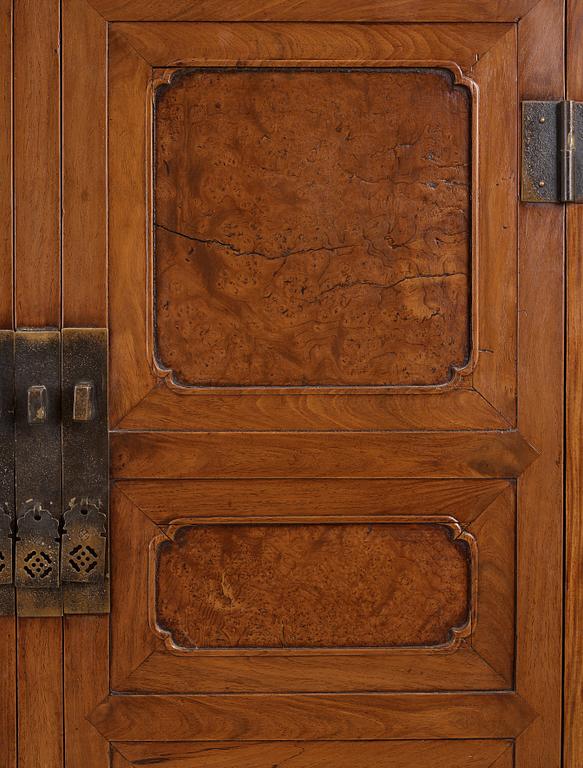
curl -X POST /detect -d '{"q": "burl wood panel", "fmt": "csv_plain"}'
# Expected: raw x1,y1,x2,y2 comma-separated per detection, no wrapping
155,523,471,648
155,68,471,386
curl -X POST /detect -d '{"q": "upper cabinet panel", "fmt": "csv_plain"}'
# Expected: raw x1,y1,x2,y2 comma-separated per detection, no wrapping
154,68,471,387
107,22,517,429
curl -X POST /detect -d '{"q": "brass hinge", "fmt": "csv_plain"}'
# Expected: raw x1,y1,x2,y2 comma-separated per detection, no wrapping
521,100,583,203
0,329,109,617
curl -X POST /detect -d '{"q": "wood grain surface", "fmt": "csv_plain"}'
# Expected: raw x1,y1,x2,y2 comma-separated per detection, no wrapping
155,522,471,649
515,1,565,767
62,0,107,326
14,0,60,327
111,430,537,479
121,477,510,524
108,21,517,434
50,4,568,767
566,0,583,765
89,691,535,741
13,5,63,768
0,617,16,768
109,29,157,425
0,0,12,328
88,0,540,22
155,68,470,387
0,1,15,765
64,615,109,768
113,739,513,768
17,619,63,768
118,21,512,69
112,480,513,694
469,26,517,423
117,388,510,432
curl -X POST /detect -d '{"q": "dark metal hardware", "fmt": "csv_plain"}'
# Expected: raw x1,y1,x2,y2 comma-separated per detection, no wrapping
15,500,61,590
0,331,14,616
62,329,109,614
0,508,12,586
522,100,583,203
15,331,62,616
73,381,95,422
0,328,110,617
27,384,48,424
61,498,107,584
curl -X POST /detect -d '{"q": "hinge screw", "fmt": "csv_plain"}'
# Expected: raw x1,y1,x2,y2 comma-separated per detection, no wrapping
539,116,546,124
538,180,546,187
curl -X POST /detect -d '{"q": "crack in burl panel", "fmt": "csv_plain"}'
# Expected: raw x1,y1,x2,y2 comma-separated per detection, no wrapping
154,523,471,649
154,68,471,386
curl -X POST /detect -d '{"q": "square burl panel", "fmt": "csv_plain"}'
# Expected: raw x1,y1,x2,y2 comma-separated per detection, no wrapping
155,68,471,386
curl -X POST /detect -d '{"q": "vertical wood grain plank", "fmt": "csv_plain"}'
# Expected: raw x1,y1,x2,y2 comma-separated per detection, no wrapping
0,2,15,765
62,0,110,759
0,0,13,328
565,1,583,765
0,618,16,768
108,30,156,425
13,0,60,327
64,616,109,768
516,1,564,766
62,0,107,327
18,619,63,768
470,27,517,424
14,4,63,767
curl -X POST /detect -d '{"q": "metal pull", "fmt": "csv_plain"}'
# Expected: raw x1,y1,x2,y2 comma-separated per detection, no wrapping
61,498,106,584
0,328,109,616
73,381,95,422
27,385,48,424
15,500,60,590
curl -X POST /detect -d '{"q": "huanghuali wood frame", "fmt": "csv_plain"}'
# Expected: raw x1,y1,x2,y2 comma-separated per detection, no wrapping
54,1,569,767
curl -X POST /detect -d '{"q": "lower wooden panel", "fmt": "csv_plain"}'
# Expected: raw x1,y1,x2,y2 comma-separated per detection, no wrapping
154,520,472,649
113,739,513,768
111,480,515,693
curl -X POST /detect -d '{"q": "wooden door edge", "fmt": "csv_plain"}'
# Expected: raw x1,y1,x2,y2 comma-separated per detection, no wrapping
565,1,583,766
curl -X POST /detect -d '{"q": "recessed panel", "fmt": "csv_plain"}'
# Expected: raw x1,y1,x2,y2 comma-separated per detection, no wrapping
154,522,472,649
154,68,471,386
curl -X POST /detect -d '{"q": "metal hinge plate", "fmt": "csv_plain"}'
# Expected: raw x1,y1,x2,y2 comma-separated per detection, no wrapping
0,328,109,617
522,100,583,203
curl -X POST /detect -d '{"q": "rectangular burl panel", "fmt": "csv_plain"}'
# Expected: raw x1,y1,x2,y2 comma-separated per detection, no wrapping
154,523,472,649
154,68,471,386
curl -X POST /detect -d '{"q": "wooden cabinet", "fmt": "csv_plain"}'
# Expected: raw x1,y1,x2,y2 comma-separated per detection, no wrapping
1,1,581,766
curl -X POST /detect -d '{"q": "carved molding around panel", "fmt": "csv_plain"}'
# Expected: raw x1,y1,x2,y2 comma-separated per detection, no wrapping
149,516,477,654
152,66,477,391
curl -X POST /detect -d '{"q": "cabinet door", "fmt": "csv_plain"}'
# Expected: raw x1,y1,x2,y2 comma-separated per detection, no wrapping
60,2,564,767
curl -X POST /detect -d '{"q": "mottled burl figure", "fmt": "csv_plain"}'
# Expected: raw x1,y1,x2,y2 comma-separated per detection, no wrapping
155,69,471,386
155,523,471,649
